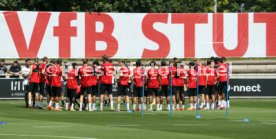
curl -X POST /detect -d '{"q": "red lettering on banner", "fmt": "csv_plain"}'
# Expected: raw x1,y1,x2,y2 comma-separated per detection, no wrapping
4,12,51,58
54,13,77,58
254,13,276,57
85,13,118,58
141,14,170,58
213,13,249,57
172,14,208,58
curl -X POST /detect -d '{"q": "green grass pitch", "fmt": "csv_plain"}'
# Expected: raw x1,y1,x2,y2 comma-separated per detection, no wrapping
0,99,276,139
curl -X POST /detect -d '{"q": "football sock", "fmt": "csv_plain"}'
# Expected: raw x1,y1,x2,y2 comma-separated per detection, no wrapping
206,103,210,108
55,103,59,109
133,104,136,110
190,103,193,108
176,104,179,109
48,101,52,107
110,100,114,109
80,102,83,111
92,103,96,109
100,102,103,110
71,104,74,110
65,103,68,110
150,104,153,110
157,104,160,110
126,103,129,110
117,103,120,110
88,103,92,111
143,104,146,110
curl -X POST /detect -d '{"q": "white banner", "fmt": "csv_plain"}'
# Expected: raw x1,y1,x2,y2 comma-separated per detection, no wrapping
0,11,275,58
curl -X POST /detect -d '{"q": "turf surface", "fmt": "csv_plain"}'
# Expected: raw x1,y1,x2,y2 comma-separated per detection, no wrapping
0,99,276,139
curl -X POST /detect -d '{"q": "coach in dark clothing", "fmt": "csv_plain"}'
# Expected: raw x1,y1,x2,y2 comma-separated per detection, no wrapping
0,59,8,78
9,61,21,78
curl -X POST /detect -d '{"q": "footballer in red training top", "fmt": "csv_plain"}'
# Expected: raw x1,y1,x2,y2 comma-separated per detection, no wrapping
132,60,145,111
66,63,78,111
196,59,207,109
100,56,115,111
78,59,93,111
117,60,131,111
28,58,40,108
50,59,63,111
187,62,197,110
206,59,217,110
38,57,48,108
158,60,170,111
217,57,229,109
175,62,186,110
147,61,160,111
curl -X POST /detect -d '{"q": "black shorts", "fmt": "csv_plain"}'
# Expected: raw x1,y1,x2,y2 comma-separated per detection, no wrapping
118,85,129,96
39,82,46,95
80,86,92,95
198,86,206,94
173,86,184,95
217,82,227,94
67,89,77,98
46,85,53,97
215,82,220,91
24,85,30,92
148,88,159,96
100,84,113,95
134,85,143,97
206,85,215,96
188,88,196,96
29,82,39,94
52,86,62,97
91,85,98,96
160,85,169,97
75,93,81,99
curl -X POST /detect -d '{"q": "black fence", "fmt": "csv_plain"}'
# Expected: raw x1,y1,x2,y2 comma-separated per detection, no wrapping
0,78,276,99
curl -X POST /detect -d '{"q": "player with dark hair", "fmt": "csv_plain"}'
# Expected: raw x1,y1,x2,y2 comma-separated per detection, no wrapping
22,59,31,108
168,60,177,111
117,60,131,111
100,56,115,111
147,61,160,111
46,59,55,110
158,60,170,111
206,59,217,110
38,57,48,109
91,60,100,111
132,60,145,111
177,62,187,110
78,59,93,111
217,57,228,109
28,58,40,108
196,59,207,110
186,62,197,110
50,59,64,111
65,63,78,111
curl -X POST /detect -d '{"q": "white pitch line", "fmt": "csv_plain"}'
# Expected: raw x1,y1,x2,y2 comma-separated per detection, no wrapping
173,124,208,126
33,125,70,128
0,134,96,139
106,125,141,127
261,122,276,125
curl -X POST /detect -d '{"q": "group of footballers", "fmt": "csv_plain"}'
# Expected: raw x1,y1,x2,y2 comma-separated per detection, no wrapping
23,55,230,112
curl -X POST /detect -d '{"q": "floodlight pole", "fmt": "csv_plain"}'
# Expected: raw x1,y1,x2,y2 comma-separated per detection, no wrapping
214,0,217,13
